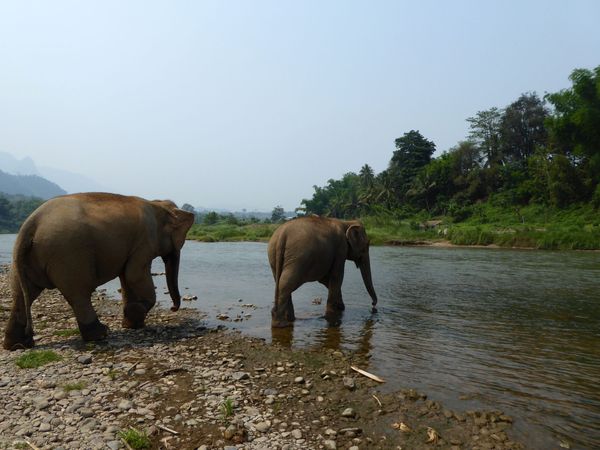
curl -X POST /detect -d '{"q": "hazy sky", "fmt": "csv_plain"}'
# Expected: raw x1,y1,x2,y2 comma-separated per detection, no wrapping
0,1,598,211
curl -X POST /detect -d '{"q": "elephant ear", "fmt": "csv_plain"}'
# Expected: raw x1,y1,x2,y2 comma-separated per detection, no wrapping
167,209,195,250
153,200,195,250
346,223,368,258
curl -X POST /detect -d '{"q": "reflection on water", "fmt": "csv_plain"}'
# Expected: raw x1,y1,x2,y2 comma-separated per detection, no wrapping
0,235,599,449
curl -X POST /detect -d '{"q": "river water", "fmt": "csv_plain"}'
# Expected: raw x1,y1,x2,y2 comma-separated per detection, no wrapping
1,235,599,449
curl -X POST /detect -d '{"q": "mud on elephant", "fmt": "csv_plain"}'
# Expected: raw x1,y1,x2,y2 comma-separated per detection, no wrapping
267,216,378,327
3,192,195,350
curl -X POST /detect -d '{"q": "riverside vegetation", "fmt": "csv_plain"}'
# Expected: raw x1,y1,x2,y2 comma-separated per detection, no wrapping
187,66,600,250
186,201,600,250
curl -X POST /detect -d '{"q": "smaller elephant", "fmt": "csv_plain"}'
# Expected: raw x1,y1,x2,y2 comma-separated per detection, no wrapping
267,216,378,327
3,192,195,350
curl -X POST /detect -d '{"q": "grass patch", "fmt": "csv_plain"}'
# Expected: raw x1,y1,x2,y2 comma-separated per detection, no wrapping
63,381,87,392
118,428,151,449
53,328,80,337
220,398,235,420
16,350,62,369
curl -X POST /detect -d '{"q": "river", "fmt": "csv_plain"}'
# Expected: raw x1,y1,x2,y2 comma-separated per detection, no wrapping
0,234,598,449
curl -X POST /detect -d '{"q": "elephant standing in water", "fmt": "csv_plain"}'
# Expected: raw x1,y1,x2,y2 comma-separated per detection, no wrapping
267,216,378,327
3,193,195,350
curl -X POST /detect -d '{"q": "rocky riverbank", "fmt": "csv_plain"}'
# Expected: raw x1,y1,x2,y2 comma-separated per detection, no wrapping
0,269,524,450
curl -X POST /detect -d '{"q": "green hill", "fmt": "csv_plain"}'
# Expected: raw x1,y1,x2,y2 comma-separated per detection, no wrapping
0,169,66,200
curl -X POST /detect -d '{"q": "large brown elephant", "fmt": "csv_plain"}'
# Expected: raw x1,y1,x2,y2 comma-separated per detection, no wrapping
3,193,195,350
267,216,378,327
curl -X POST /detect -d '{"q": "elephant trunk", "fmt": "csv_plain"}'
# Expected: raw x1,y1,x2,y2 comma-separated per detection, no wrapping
359,253,378,313
163,251,182,312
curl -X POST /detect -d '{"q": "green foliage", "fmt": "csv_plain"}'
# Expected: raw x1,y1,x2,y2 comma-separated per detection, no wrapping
203,211,220,225
0,194,44,233
389,130,436,201
467,107,503,166
63,381,87,391
220,398,235,420
53,328,80,337
16,350,62,368
297,64,600,246
118,428,151,449
188,223,277,242
271,205,286,223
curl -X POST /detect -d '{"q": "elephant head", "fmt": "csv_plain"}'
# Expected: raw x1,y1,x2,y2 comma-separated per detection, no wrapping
346,222,378,312
152,200,195,312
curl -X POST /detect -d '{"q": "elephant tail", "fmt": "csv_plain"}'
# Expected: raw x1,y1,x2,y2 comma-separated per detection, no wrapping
13,220,36,338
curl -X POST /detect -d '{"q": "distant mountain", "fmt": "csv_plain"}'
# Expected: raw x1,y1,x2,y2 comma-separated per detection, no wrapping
0,151,107,194
0,152,39,175
39,165,107,194
0,169,66,199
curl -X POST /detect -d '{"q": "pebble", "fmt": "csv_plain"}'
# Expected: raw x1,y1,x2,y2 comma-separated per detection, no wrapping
77,355,93,365
255,421,271,433
323,439,337,449
232,371,250,381
117,400,134,411
343,377,355,390
79,408,94,418
342,407,355,418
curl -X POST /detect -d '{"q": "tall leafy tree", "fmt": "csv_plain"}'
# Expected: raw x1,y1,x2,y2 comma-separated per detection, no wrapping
271,205,286,222
500,93,548,165
359,164,375,189
388,130,436,202
467,107,503,167
545,65,600,190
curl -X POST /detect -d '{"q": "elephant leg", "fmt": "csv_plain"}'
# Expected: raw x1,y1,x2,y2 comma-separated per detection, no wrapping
121,265,156,329
325,261,346,322
271,271,299,328
3,283,43,350
63,293,109,342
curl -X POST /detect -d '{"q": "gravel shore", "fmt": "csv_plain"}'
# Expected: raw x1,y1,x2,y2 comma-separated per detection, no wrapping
0,268,524,450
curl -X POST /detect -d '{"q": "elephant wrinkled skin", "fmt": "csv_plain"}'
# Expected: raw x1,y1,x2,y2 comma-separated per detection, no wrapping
3,192,195,350
267,216,378,327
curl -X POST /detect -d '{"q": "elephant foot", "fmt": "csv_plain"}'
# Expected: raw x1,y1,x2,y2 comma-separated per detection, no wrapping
78,318,109,342
3,324,34,351
123,303,147,329
324,308,343,326
271,319,293,328
271,305,295,328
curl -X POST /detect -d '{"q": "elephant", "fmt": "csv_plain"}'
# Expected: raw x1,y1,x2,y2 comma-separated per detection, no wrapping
3,192,195,350
267,216,378,327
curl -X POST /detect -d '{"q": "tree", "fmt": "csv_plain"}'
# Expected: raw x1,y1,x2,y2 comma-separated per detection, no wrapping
500,93,549,165
203,211,219,225
181,203,196,213
545,65,600,194
271,205,286,223
467,107,503,167
388,130,436,202
358,164,375,189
